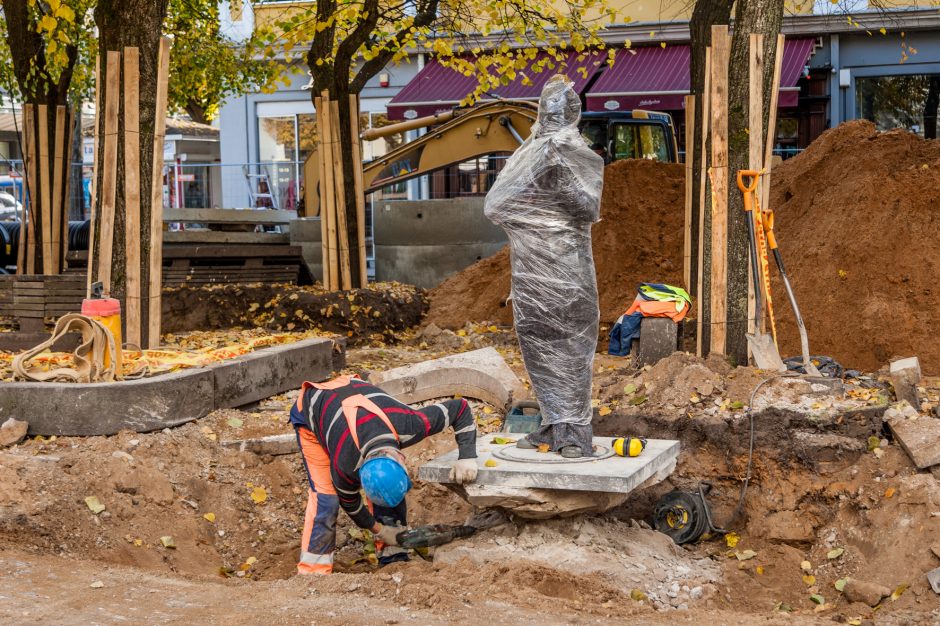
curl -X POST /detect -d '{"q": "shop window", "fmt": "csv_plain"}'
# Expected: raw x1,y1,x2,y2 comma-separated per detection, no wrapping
856,74,940,138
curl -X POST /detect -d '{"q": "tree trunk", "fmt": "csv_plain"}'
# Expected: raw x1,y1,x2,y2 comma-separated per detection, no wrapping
70,104,85,220
2,0,78,274
94,0,169,342
925,76,939,140
689,0,733,352
726,0,784,364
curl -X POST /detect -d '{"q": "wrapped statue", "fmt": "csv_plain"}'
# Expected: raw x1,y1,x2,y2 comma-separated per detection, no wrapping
484,75,604,458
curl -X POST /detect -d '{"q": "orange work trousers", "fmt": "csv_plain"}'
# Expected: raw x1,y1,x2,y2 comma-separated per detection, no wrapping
295,426,339,575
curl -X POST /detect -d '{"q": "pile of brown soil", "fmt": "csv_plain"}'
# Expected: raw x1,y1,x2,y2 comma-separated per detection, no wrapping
426,158,686,328
770,120,940,373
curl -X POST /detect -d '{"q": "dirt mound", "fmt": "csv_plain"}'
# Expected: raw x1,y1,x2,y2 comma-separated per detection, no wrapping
426,158,685,328
770,120,940,373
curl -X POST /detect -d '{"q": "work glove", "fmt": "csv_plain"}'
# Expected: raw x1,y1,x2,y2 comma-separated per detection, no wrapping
449,458,479,484
374,523,404,547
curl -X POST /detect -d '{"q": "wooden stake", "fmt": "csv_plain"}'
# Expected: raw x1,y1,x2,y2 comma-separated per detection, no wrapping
319,90,339,291
696,48,711,358
38,105,53,274
87,56,101,297
22,104,37,275
329,99,352,291
748,34,764,341
314,96,331,288
683,95,695,293
349,94,368,287
61,111,76,267
98,50,122,293
148,38,171,348
124,47,142,346
51,105,67,273
709,25,730,356
761,34,786,216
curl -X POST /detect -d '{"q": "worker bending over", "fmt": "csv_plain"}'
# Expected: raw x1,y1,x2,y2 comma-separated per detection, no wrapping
289,374,479,574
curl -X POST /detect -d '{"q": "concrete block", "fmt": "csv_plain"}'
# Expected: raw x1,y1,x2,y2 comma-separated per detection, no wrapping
459,484,628,519
213,338,335,409
631,317,678,368
889,356,922,408
374,243,506,289
370,347,528,410
419,436,680,494
887,416,940,470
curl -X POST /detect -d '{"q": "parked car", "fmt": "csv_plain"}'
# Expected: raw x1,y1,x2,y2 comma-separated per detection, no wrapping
0,192,23,221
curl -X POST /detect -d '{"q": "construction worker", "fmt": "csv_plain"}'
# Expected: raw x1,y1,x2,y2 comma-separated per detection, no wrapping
288,374,479,575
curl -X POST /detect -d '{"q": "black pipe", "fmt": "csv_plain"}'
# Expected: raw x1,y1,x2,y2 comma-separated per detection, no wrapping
0,220,91,269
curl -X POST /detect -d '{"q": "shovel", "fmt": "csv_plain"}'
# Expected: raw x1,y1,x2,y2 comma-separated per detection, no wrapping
759,197,822,378
737,171,786,372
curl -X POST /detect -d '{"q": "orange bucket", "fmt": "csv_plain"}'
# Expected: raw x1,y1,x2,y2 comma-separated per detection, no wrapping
81,297,122,376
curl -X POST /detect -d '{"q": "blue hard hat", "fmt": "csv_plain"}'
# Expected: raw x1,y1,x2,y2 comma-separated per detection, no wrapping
360,455,412,508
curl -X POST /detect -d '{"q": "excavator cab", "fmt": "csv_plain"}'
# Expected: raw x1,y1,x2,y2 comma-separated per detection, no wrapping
580,111,678,164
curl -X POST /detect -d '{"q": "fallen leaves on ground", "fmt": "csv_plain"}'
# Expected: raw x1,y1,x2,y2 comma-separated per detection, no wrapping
827,547,844,560
725,532,740,548
735,549,757,561
484,459,498,467
249,486,268,504
203,512,216,523
84,496,105,515
160,536,176,549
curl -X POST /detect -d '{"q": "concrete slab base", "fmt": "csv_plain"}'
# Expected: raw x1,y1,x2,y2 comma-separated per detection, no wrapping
0,338,342,436
419,436,680,494
370,346,528,409
888,415,940,469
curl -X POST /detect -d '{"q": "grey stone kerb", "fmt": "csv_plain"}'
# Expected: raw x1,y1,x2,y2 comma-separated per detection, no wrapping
369,347,529,410
0,337,343,436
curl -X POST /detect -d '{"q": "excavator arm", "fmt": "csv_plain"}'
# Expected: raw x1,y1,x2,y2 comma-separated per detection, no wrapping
302,100,539,216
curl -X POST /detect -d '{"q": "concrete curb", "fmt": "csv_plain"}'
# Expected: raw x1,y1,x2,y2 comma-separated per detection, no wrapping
0,338,343,437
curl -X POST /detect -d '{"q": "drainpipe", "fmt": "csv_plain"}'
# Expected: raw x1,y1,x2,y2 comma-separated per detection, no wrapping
829,34,841,127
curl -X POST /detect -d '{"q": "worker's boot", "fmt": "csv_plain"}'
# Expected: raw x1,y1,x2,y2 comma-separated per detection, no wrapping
515,437,537,449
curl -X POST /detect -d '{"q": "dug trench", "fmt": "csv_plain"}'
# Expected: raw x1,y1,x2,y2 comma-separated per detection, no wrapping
2,329,938,623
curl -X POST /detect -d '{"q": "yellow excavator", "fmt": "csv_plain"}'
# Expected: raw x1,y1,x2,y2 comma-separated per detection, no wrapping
301,99,679,216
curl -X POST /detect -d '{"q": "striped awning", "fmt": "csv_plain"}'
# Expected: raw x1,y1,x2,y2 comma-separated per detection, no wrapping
387,51,605,120
585,38,817,112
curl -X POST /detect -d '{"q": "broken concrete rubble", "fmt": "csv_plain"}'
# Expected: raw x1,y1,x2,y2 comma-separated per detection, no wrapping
370,347,528,409
843,578,892,607
0,418,28,447
889,356,922,408
460,484,628,519
886,414,940,470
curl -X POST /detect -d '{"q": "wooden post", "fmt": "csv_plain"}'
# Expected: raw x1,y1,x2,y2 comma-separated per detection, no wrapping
87,56,101,297
148,38,171,348
22,104,37,275
51,105,67,273
348,94,368,287
329,99,352,291
319,90,339,291
696,48,711,358
709,25,730,356
98,50,122,294
123,47,142,346
747,34,764,344
38,105,53,274
61,111,76,267
314,96,331,288
683,95,695,293
761,34,786,216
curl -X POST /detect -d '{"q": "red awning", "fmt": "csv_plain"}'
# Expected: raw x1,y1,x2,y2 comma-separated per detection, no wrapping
387,51,604,120
585,38,816,112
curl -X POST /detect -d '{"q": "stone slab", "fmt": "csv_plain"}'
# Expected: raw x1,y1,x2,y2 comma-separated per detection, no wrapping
221,433,296,456
888,416,940,470
0,337,340,437
419,436,680,494
370,347,528,410
632,317,678,368
928,567,940,595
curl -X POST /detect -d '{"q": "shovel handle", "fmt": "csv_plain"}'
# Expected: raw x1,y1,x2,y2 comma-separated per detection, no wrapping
736,169,760,195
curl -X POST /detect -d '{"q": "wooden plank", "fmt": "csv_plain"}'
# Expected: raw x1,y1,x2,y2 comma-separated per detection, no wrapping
314,96,330,288
761,34,786,218
124,47,142,346
709,25,730,356
87,56,101,297
148,37,170,349
747,34,764,343
162,231,290,244
319,90,339,290
50,106,67,273
38,104,53,274
683,95,695,293
161,208,295,225
696,48,711,358
349,94,368,287
98,50,122,294
61,111,76,263
22,104,37,275
329,99,352,291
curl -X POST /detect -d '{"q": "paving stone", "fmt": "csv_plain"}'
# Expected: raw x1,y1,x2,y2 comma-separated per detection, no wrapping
370,347,528,409
419,436,679,494
889,356,922,408
887,416,940,470
221,433,296,456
